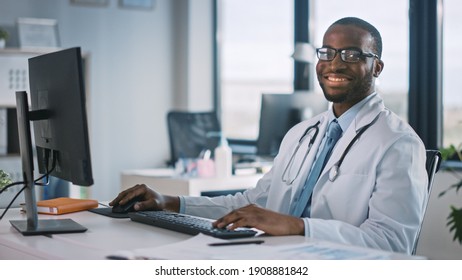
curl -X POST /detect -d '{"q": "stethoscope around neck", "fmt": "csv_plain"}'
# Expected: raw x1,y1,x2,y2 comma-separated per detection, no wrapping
281,116,379,185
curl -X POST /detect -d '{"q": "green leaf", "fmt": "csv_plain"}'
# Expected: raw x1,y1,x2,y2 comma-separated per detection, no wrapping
447,206,462,244
454,181,462,194
440,143,462,161
440,145,457,161
0,170,13,188
438,180,462,197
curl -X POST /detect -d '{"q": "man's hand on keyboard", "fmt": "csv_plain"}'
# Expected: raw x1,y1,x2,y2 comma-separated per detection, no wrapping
109,184,180,212
212,204,305,236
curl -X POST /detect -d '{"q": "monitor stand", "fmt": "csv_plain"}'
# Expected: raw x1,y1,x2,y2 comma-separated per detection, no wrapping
10,219,87,236
9,91,87,236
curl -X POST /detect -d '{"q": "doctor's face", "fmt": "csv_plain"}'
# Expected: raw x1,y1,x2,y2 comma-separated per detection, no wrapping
316,24,383,114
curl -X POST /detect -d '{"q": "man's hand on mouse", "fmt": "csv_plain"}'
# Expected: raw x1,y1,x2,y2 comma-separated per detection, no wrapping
109,184,180,212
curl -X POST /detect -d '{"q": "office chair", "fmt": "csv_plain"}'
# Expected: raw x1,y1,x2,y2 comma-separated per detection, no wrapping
412,149,442,255
166,111,221,166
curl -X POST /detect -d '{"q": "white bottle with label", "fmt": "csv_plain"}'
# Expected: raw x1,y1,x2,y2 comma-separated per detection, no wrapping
214,133,232,178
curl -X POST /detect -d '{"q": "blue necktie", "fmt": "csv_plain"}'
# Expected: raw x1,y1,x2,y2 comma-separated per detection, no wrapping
290,120,342,217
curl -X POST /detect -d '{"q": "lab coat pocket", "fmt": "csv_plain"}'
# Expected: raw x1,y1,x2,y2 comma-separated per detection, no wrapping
315,173,374,226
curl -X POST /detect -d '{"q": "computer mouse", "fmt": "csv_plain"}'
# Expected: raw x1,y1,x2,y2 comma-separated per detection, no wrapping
111,197,140,214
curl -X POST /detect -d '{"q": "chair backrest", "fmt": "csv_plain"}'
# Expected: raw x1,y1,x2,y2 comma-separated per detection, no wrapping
166,111,221,166
412,149,442,255
425,150,442,188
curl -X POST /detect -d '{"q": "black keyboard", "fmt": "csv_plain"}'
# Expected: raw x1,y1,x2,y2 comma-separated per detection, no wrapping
128,211,258,239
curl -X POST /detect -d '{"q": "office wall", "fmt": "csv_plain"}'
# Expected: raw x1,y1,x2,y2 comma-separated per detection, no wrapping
0,0,214,200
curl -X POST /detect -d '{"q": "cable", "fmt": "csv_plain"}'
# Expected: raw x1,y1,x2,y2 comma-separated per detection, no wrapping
0,150,57,220
0,171,52,194
35,149,56,186
0,155,55,194
0,185,26,220
98,202,110,208
0,180,26,195
34,174,51,186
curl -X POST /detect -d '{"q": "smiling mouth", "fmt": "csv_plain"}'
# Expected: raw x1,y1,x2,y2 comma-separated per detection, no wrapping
327,76,348,82
323,74,352,84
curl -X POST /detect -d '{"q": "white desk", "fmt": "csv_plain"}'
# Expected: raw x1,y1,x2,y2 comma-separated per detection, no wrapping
120,168,264,196
0,208,190,259
0,207,418,260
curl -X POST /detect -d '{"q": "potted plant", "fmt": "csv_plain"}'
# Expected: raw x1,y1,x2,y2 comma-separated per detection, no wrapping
0,27,9,49
439,143,462,244
0,170,13,190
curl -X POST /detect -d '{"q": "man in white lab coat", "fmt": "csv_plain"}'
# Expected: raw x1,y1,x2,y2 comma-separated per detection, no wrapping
111,17,427,254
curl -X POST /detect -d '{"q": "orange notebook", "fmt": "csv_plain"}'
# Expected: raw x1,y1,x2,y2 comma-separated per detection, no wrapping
36,197,98,215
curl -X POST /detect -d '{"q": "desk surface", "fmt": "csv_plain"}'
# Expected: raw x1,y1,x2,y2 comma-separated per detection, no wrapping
1,208,190,259
1,207,418,260
0,208,309,260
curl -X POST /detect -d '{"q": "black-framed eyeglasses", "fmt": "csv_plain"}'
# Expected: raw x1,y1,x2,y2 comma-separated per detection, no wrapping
316,47,379,63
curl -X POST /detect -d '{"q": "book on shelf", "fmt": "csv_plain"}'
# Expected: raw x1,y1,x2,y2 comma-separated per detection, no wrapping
21,197,98,215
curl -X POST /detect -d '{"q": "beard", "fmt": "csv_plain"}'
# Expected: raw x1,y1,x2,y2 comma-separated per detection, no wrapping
320,69,375,104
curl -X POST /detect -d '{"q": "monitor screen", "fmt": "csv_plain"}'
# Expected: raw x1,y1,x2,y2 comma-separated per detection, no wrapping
10,47,93,235
256,93,329,157
29,47,93,186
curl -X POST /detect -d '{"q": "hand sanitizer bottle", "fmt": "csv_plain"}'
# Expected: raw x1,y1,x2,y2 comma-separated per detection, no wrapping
214,133,232,178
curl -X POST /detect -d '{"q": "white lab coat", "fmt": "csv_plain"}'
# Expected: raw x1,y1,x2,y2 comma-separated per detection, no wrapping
183,94,428,254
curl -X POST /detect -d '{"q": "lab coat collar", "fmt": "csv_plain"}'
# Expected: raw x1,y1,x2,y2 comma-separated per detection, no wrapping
325,93,379,133
353,93,384,132
320,94,385,178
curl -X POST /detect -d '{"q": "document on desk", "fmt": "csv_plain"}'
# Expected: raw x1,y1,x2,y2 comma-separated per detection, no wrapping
107,234,412,260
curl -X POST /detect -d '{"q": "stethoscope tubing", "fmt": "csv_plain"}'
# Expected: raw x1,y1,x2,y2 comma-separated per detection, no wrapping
328,115,379,181
282,115,380,184
281,121,320,185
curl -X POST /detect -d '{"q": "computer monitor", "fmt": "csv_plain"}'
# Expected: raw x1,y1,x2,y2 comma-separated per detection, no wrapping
256,92,329,157
10,47,93,235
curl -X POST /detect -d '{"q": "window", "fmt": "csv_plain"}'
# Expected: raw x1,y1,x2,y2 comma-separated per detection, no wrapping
442,0,462,147
217,0,294,140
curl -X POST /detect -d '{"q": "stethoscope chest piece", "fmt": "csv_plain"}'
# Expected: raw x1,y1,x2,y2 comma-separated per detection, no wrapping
329,164,339,182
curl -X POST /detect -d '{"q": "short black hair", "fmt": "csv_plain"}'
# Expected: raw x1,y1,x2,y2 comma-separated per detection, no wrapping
331,17,383,58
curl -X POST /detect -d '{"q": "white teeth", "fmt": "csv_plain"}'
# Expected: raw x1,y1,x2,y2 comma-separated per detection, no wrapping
328,77,347,82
